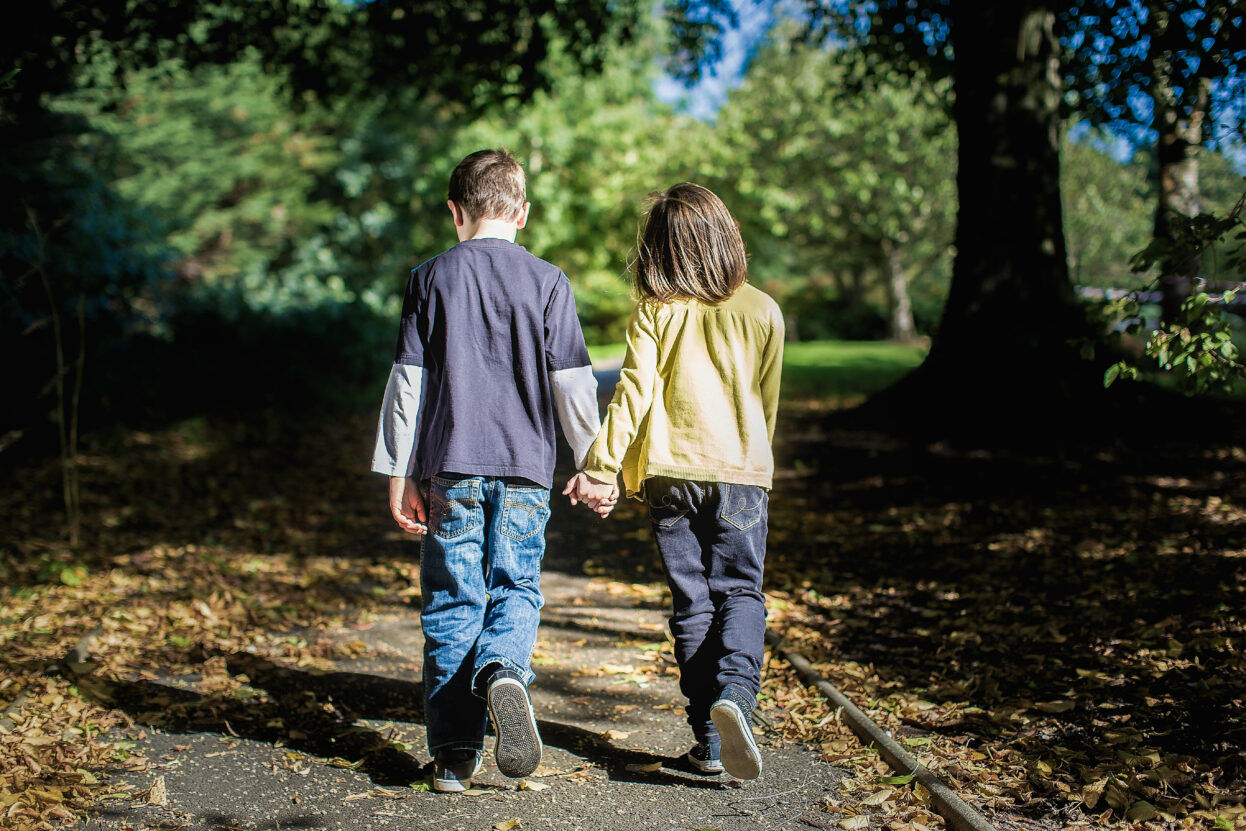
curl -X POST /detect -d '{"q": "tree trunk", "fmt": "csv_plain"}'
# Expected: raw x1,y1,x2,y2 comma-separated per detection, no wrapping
934,2,1080,365
858,2,1096,435
882,237,916,341
1152,69,1208,323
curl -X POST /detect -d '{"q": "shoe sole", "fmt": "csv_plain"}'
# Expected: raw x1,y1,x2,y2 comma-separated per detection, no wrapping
686,753,724,775
432,758,484,793
488,678,542,778
711,700,762,780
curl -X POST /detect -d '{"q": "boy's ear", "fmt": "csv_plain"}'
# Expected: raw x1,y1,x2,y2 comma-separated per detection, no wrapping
447,200,467,228
515,202,531,230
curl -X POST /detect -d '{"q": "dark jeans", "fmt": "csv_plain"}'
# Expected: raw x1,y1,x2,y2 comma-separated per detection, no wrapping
645,476,768,746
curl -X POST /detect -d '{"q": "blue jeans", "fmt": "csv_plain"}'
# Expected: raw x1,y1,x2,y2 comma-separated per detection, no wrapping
420,474,549,755
646,476,768,747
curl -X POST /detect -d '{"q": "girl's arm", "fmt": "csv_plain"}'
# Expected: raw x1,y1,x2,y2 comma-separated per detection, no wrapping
759,312,785,442
580,304,659,483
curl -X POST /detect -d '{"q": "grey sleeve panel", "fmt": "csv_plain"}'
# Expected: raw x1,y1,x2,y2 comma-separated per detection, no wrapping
371,364,424,477
549,365,601,470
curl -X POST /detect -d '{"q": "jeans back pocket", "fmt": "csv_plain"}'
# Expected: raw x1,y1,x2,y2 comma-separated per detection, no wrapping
718,483,766,531
429,476,482,539
647,488,688,529
500,485,550,542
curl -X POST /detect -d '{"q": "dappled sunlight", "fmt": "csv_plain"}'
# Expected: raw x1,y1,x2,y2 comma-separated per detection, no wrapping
3,394,1245,828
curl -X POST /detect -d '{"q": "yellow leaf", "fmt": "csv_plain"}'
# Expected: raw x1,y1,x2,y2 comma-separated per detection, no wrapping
494,819,522,831
840,816,870,830
1035,700,1075,713
625,761,663,773
601,664,635,674
863,788,895,806
145,776,168,807
1126,801,1159,822
518,780,549,791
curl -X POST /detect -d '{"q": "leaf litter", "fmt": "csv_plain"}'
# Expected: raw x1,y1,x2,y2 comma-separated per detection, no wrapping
2,405,1244,830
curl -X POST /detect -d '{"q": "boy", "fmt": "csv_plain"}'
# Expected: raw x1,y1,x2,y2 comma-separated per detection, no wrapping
372,149,602,793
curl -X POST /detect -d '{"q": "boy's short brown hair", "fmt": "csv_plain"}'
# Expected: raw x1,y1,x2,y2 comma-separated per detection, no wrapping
448,149,527,222
634,183,748,304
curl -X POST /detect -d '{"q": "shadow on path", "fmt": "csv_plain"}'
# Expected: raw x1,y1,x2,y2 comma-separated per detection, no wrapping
86,650,718,789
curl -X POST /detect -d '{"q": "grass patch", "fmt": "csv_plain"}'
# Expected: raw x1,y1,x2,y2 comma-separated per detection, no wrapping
587,342,628,364
781,339,927,400
589,339,928,400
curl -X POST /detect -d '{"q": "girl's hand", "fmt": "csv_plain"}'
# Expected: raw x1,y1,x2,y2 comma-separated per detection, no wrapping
563,472,617,517
592,482,620,517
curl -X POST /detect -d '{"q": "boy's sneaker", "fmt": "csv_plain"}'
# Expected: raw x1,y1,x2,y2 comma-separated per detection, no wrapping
432,749,484,793
685,742,724,775
486,670,542,778
710,686,762,780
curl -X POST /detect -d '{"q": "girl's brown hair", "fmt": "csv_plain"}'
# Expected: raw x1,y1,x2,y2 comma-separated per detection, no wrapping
633,183,748,304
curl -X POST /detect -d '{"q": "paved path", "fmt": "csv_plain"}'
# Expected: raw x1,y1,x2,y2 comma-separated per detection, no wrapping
78,570,846,831
76,360,848,831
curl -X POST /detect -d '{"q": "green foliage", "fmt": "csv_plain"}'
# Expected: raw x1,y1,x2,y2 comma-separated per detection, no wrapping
1102,289,1243,396
1061,133,1153,287
1100,188,1246,396
4,0,641,119
1061,134,1246,290
707,34,955,339
57,54,338,284
1061,1,1246,134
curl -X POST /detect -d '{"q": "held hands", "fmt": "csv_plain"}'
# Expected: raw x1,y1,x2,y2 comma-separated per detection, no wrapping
388,476,428,535
563,472,619,518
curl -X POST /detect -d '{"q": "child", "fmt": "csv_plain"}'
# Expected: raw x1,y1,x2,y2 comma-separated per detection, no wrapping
566,182,783,780
372,149,603,792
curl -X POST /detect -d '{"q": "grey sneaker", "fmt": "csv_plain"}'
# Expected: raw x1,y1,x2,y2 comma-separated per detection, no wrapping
487,672,542,778
432,749,484,793
710,686,762,779
685,742,724,775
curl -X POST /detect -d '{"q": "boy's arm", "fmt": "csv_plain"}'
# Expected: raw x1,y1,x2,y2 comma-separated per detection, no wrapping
544,274,601,469
760,310,784,443
550,366,600,469
373,267,429,534
581,304,659,483
371,364,424,478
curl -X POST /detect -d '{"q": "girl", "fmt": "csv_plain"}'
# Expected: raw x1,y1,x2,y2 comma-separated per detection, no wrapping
566,182,783,779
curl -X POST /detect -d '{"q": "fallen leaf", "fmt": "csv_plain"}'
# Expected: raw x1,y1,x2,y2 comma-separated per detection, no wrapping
625,761,663,773
494,819,522,830
518,780,549,791
863,788,895,806
1034,700,1075,714
1126,800,1159,822
145,775,168,806
601,663,635,674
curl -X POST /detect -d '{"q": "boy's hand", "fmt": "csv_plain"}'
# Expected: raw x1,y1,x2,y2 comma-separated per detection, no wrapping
388,476,427,535
563,472,618,517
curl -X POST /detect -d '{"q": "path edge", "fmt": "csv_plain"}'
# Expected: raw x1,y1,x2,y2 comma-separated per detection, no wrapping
765,629,997,831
